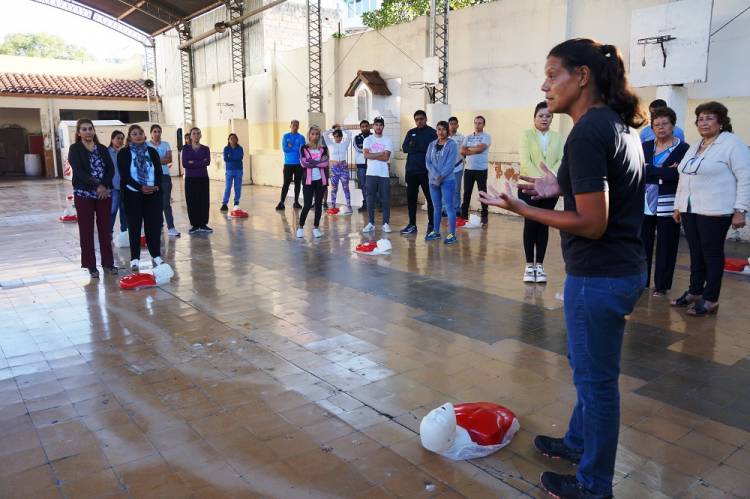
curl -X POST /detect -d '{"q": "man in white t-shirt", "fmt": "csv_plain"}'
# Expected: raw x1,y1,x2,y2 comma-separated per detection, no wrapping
147,124,180,237
461,116,492,226
362,116,393,234
447,116,465,218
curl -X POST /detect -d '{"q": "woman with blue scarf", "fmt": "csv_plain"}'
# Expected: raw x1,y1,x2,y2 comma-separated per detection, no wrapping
117,124,165,272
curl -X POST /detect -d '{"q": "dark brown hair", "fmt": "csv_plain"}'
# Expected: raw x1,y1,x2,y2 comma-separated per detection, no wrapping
651,107,676,126
109,130,125,147
694,101,732,133
534,101,549,117
150,124,162,133
436,120,449,132
227,133,239,146
548,38,646,128
189,127,201,144
474,115,486,125
75,119,99,144
127,124,145,142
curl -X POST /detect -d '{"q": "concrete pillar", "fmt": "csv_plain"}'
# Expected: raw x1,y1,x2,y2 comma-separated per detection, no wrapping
656,85,689,131
308,111,326,130
426,103,451,125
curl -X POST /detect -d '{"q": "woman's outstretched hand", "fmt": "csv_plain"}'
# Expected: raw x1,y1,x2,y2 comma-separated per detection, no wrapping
479,183,526,213
518,161,560,199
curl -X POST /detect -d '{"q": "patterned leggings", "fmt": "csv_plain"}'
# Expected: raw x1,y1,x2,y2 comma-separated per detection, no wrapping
330,162,351,207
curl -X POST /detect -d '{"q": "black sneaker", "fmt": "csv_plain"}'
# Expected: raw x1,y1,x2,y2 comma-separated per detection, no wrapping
293,201,303,209
88,267,99,278
427,223,434,234
540,472,611,499
220,204,228,212
104,266,119,275
323,202,329,210
276,203,285,211
400,224,417,235
201,225,214,233
534,436,582,465
188,226,200,235
358,205,367,213
481,215,488,226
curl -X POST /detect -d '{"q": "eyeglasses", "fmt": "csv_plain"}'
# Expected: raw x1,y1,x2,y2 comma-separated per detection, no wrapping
681,155,705,175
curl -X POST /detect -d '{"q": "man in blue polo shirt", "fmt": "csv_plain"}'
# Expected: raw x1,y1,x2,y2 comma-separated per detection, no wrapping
277,120,306,210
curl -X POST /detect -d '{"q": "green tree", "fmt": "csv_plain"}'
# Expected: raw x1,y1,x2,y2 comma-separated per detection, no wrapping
361,0,493,30
0,33,93,61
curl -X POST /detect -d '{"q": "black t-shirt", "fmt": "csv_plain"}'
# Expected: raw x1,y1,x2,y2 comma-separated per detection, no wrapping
557,106,646,277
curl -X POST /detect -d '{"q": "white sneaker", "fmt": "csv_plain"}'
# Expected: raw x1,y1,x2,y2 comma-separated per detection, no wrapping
296,228,305,238
153,256,163,267
313,228,322,238
523,264,536,283
535,264,547,283
382,223,392,233
167,228,180,237
130,259,140,271
362,223,375,233
342,206,353,215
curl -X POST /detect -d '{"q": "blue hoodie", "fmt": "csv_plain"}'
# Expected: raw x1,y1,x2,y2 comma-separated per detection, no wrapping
282,132,306,165
223,144,244,171
426,139,458,186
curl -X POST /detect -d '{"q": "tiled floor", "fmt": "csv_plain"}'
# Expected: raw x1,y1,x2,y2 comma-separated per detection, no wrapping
1,177,749,498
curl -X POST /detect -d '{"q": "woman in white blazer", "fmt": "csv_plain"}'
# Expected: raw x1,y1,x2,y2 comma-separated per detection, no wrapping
671,102,750,316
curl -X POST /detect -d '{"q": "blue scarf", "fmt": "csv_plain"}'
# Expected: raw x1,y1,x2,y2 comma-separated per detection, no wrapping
130,142,151,185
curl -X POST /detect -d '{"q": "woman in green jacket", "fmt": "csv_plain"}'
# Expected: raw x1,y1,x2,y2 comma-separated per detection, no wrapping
517,101,564,284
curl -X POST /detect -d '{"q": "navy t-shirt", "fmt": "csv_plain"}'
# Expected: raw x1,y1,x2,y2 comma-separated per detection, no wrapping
557,106,646,277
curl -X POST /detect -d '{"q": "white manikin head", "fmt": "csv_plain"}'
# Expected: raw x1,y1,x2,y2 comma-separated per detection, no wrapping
376,239,392,252
152,262,174,285
419,403,457,453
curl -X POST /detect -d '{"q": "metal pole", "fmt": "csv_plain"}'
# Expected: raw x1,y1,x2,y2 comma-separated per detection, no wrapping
307,0,322,113
178,24,195,126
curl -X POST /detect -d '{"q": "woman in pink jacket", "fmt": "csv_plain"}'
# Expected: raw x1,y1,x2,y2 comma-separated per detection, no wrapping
296,125,330,239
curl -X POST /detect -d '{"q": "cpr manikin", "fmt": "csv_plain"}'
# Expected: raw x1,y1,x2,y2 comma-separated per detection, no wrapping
420,402,519,460
119,262,174,290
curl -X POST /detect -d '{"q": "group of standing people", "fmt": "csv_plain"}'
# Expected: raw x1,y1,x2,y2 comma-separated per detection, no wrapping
70,118,249,275
621,97,750,317
69,120,175,276
276,110,497,246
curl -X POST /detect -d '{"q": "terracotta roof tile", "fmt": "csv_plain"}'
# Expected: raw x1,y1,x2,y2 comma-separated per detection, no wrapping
345,70,392,97
0,72,147,99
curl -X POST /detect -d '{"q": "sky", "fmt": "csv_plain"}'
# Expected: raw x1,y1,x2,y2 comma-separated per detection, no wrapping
0,0,143,61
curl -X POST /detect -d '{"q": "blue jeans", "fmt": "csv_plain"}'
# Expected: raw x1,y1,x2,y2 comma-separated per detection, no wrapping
429,178,456,235
441,170,462,214
223,169,243,205
563,273,645,496
110,189,127,233
453,170,463,214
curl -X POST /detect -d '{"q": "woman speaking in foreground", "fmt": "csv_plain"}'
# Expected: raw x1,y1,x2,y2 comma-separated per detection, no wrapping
480,39,646,499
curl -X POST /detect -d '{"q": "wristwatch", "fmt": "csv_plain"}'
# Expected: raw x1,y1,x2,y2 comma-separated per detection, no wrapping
735,209,747,214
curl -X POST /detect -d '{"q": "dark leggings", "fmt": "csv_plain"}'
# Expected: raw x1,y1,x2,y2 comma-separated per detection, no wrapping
185,176,209,228
406,171,433,227
518,190,558,263
300,180,324,228
123,188,163,261
280,164,303,204
681,213,732,302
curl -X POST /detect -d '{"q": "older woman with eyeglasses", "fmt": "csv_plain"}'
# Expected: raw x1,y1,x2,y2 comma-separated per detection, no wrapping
641,107,689,296
672,102,750,316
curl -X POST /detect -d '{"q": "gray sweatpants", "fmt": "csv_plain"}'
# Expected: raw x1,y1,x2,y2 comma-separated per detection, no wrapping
366,175,390,225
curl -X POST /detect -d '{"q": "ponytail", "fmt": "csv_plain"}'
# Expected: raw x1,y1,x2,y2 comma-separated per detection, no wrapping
548,39,646,129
